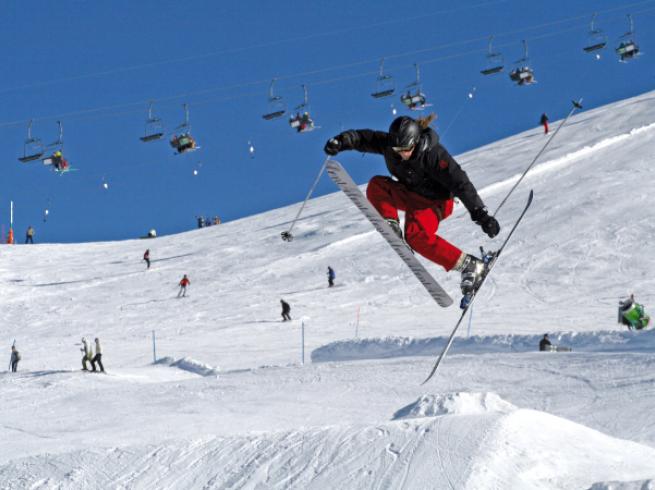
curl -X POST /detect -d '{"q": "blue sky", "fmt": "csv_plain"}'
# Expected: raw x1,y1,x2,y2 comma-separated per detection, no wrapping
1,0,654,243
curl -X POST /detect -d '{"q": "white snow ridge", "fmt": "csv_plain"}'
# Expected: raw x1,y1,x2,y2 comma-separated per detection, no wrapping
3,91,655,488
392,392,516,419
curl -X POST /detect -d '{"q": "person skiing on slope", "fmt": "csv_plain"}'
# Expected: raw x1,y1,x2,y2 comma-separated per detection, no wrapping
178,274,190,297
280,299,291,321
80,337,92,371
540,113,549,134
324,115,500,298
90,338,105,372
327,266,336,287
9,344,21,372
143,249,151,269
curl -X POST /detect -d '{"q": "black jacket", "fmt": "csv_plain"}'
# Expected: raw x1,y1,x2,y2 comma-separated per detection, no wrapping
539,337,552,351
339,128,484,214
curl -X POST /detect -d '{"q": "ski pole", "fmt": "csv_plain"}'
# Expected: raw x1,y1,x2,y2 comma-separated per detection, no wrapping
493,99,582,218
281,155,330,241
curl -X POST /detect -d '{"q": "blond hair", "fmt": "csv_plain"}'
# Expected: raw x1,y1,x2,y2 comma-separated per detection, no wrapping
416,113,438,129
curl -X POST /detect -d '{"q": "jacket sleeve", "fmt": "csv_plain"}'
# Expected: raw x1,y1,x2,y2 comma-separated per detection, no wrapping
430,145,485,215
339,130,389,155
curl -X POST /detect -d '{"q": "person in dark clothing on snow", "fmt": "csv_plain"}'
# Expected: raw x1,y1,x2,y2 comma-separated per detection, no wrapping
9,345,21,372
280,299,291,321
540,113,549,134
324,115,500,298
90,338,104,372
143,249,151,269
327,266,335,287
539,334,552,351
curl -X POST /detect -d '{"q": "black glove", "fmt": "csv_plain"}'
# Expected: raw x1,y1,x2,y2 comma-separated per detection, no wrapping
324,136,342,156
471,207,500,238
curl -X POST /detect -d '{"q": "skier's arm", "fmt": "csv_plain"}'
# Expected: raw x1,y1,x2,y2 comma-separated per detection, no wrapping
430,145,500,238
324,130,388,156
430,145,484,214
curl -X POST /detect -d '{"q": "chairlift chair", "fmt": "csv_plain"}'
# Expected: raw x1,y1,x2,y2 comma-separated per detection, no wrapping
616,15,640,62
140,102,165,142
41,122,72,174
582,14,607,54
170,104,199,153
509,40,536,86
371,59,395,99
262,78,287,120
289,85,316,133
18,120,45,163
480,36,504,75
400,63,431,110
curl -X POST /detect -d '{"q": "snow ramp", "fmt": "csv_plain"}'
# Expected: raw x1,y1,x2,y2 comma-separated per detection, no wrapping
1,392,653,489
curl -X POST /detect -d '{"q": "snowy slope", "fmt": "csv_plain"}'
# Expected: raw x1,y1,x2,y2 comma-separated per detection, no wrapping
2,91,655,488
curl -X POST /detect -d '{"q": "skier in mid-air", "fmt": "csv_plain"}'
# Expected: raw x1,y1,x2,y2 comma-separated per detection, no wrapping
324,115,500,297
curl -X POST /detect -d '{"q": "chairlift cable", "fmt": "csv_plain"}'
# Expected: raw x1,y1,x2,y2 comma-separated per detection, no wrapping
0,5,653,130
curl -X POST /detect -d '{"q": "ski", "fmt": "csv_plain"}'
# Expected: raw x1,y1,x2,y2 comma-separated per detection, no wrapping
326,160,453,308
422,189,534,384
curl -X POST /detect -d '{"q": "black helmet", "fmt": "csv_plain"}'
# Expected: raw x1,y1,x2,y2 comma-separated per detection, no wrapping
388,116,421,149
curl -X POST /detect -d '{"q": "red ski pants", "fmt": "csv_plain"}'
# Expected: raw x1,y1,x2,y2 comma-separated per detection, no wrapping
366,176,462,271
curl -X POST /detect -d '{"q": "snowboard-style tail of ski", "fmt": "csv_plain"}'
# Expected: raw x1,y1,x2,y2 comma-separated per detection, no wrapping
422,190,534,384
326,160,453,308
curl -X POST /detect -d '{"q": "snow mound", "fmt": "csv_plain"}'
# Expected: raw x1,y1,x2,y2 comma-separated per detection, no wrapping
155,357,219,377
588,480,655,490
311,329,655,363
392,392,516,420
3,409,655,489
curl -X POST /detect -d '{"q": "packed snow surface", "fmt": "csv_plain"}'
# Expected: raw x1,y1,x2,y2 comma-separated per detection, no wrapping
2,91,655,488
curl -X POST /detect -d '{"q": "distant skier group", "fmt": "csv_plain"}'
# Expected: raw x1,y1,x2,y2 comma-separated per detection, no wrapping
81,337,104,372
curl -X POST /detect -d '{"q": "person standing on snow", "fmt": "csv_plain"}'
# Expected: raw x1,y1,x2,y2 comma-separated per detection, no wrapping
540,113,549,134
324,115,500,298
81,337,93,371
280,299,291,321
90,338,105,373
178,274,190,297
25,226,35,244
327,266,336,288
9,345,21,372
539,334,552,351
143,249,151,269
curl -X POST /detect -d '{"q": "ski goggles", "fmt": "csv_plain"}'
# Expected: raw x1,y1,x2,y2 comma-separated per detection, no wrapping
392,145,415,153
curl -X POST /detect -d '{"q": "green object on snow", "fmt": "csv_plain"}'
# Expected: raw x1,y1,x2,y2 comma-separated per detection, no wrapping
623,303,651,330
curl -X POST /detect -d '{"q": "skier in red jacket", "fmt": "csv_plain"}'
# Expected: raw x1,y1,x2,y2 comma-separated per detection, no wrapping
178,274,190,297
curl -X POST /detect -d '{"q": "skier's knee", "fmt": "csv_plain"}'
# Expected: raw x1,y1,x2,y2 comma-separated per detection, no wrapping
366,175,390,199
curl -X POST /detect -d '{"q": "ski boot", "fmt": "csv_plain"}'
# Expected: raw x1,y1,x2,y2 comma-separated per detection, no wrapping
385,218,403,241
385,218,415,254
457,248,497,309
